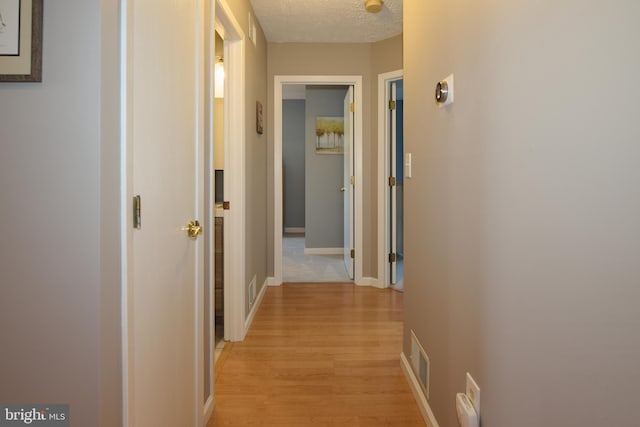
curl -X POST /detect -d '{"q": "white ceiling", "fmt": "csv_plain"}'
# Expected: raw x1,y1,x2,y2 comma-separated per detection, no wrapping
249,0,403,43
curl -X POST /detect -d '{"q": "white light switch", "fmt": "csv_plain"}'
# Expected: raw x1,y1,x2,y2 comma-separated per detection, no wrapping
405,153,412,178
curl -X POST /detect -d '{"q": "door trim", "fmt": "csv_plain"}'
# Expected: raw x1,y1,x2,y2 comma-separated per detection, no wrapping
273,75,364,285
214,0,246,344
377,69,403,288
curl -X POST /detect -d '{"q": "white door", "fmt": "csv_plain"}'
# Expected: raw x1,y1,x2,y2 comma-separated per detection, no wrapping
343,87,355,279
124,0,204,425
390,81,398,285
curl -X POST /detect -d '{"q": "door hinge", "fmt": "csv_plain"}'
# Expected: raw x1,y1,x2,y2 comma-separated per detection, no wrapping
389,252,397,263
350,249,355,259
388,176,396,187
223,201,230,210
389,100,396,110
350,176,355,186
133,195,142,229
350,102,354,113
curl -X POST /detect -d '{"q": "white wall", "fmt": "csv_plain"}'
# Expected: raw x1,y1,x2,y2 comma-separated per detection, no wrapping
403,1,640,426
0,1,121,425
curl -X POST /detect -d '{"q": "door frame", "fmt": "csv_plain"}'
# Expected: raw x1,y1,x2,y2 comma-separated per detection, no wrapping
377,69,403,288
214,0,246,344
273,75,364,285
343,86,355,279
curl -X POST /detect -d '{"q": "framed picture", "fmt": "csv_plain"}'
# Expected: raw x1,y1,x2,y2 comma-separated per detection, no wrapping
0,0,43,82
256,101,264,134
315,116,344,154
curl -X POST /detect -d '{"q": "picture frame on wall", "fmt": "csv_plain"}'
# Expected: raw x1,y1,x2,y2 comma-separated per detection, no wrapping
256,101,264,134
315,116,344,154
0,0,43,82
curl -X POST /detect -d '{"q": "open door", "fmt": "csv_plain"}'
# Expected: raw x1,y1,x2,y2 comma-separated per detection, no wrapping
343,86,355,279
123,0,204,424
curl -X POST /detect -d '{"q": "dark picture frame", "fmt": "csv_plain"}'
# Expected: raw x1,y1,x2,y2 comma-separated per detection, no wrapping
0,0,43,82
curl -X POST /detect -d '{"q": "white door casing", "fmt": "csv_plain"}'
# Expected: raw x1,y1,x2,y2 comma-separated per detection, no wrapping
121,0,205,425
214,0,246,344
343,87,355,279
377,70,403,288
273,76,364,286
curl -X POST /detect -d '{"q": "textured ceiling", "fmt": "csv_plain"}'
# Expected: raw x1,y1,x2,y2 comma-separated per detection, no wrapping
250,0,403,43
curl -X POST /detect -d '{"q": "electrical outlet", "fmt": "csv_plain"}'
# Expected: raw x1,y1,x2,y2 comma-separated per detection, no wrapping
465,372,481,416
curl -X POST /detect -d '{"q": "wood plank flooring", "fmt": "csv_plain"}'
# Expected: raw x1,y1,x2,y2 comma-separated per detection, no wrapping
207,283,425,426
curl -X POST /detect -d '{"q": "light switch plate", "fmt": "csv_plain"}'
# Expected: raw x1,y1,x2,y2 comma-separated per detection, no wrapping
466,372,481,416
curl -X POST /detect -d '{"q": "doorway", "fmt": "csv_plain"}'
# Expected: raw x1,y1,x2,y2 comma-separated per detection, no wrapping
212,0,246,345
377,70,404,289
281,84,353,282
211,26,225,382
274,76,364,286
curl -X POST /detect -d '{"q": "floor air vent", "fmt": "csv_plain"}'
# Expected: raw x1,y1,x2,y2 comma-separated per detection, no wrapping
410,330,430,399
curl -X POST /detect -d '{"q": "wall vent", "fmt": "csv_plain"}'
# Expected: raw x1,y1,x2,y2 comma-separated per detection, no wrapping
410,330,430,399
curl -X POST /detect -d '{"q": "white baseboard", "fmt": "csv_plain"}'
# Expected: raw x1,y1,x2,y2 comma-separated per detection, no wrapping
400,352,440,427
284,227,305,233
266,276,281,287
202,396,214,426
356,276,382,288
243,278,268,337
304,247,343,255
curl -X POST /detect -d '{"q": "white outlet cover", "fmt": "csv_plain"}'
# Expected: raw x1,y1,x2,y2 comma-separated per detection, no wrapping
466,372,481,416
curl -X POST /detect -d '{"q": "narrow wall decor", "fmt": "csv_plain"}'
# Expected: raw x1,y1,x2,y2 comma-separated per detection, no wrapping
0,0,42,82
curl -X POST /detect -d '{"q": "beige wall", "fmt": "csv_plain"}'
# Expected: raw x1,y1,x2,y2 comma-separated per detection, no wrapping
404,1,640,426
224,0,269,310
267,37,403,278
0,0,121,425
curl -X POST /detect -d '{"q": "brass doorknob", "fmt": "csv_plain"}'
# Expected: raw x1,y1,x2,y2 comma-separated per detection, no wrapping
184,220,202,240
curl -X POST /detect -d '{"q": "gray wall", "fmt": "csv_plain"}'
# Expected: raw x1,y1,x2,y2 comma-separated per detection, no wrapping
305,86,348,248
0,1,121,425
404,1,640,426
283,99,306,229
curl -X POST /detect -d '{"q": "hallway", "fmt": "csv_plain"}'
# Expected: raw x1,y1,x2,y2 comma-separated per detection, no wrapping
208,283,425,426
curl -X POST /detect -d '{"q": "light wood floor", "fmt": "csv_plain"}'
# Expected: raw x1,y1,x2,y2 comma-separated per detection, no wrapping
207,282,425,426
